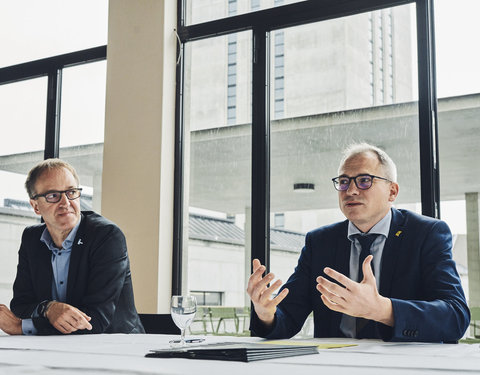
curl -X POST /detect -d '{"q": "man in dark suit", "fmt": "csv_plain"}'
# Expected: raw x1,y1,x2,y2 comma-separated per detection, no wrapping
248,143,470,342
0,159,144,335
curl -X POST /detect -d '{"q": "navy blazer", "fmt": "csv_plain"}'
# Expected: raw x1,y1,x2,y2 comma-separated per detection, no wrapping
251,208,470,342
10,211,144,335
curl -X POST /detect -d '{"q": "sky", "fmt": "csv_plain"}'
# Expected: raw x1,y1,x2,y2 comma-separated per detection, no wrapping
0,0,479,233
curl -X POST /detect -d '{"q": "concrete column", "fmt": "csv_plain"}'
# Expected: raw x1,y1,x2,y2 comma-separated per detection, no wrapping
466,193,480,308
244,206,251,307
102,0,177,313
92,172,102,214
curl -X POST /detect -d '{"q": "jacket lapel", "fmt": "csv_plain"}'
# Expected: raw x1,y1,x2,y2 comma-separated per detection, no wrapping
379,208,406,296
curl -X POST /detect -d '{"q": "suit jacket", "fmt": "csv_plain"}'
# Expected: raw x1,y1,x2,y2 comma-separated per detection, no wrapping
251,208,470,342
10,211,145,335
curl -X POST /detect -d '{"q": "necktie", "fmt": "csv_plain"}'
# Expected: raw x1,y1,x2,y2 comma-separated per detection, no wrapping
355,233,379,281
354,233,379,338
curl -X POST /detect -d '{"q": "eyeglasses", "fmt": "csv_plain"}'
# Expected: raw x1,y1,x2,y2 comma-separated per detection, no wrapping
32,188,83,203
331,174,390,191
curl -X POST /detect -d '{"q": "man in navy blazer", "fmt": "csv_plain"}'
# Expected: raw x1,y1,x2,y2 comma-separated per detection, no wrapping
0,159,144,335
248,143,470,342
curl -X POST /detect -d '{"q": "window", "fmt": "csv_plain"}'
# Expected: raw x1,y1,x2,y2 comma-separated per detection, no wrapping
182,32,252,307
0,1,108,303
0,0,107,68
0,78,46,302
59,61,107,213
175,1,442,328
186,0,306,25
191,291,224,306
435,0,480,321
269,4,420,288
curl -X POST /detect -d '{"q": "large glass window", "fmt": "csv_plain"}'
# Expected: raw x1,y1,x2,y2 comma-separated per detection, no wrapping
59,61,107,214
0,0,108,67
182,32,252,310
435,0,480,322
269,5,420,327
0,78,46,303
186,0,306,25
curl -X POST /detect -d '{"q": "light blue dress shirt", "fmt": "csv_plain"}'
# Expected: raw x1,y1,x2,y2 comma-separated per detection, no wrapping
22,218,81,335
339,209,392,338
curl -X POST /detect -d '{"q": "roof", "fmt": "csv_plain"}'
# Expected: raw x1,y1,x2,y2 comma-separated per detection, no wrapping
189,213,305,252
1,200,306,253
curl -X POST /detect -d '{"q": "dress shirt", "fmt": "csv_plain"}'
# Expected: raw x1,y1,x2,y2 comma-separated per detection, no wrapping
22,218,81,335
339,209,391,338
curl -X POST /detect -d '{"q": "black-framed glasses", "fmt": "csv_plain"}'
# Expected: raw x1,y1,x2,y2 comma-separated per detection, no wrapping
331,174,390,191
32,188,83,203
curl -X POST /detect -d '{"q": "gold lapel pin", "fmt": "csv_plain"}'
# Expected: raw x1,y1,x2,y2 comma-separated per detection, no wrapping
395,230,402,237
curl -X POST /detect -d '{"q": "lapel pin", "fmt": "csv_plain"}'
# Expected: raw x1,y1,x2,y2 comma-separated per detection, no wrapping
77,239,83,245
395,230,402,237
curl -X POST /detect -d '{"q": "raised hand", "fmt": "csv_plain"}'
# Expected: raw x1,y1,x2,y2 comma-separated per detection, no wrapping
246,259,289,326
316,255,394,326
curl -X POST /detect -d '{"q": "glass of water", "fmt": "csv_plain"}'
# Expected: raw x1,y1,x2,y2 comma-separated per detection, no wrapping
170,295,197,346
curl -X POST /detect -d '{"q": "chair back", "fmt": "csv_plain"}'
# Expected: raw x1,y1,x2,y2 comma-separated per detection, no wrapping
138,313,180,334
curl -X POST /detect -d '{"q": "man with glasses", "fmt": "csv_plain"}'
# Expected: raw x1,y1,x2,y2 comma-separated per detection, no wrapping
248,143,470,342
0,159,144,335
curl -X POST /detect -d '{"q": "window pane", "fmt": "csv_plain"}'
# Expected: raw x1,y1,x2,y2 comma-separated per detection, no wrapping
0,0,108,67
186,0,307,25
59,61,106,214
183,32,252,323
0,77,47,302
269,4,419,337
435,0,480,323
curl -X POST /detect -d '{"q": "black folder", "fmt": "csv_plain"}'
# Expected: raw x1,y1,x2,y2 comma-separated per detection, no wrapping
145,342,319,362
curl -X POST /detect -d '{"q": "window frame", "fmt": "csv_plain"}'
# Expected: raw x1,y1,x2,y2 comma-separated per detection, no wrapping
0,46,107,159
173,0,439,294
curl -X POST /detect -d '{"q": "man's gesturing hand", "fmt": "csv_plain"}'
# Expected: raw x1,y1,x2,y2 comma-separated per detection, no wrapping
45,302,92,334
316,255,394,326
246,259,289,327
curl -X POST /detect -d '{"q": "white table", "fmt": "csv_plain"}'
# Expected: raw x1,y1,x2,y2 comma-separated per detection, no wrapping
0,333,479,374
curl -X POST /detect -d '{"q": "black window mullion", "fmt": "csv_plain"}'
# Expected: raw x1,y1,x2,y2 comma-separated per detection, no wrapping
251,27,270,273
172,23,185,297
416,0,440,218
44,68,62,159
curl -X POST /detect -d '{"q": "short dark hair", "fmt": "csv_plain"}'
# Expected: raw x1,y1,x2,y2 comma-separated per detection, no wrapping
25,159,80,199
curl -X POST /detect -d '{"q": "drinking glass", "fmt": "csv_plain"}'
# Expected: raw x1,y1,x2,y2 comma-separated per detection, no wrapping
170,295,197,346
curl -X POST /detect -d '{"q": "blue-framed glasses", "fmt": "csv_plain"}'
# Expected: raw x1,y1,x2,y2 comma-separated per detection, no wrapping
331,174,390,191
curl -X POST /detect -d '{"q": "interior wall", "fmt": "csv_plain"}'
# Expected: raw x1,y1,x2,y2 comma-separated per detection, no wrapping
102,0,177,313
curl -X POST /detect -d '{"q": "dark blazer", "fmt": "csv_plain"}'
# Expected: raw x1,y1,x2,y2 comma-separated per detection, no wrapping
10,211,145,335
251,208,470,342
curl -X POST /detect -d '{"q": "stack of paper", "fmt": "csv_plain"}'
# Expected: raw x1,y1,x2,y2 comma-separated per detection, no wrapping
146,342,319,362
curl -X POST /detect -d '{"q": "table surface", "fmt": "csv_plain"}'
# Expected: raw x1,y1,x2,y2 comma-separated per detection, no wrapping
1,333,479,374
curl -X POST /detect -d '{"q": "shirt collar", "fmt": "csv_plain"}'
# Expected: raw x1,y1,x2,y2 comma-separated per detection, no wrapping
347,208,392,241
40,216,82,252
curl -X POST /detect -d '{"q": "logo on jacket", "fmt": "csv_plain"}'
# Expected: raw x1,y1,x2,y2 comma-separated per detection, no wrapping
395,230,402,237
77,239,84,245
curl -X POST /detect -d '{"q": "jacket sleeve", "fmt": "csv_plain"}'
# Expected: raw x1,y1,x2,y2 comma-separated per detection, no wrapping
250,231,315,339
10,228,45,320
385,220,470,342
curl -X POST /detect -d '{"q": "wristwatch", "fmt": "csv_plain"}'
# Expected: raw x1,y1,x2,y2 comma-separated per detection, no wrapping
37,300,52,318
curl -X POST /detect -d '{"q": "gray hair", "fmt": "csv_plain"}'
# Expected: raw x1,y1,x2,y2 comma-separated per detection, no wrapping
25,158,80,199
338,143,397,182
